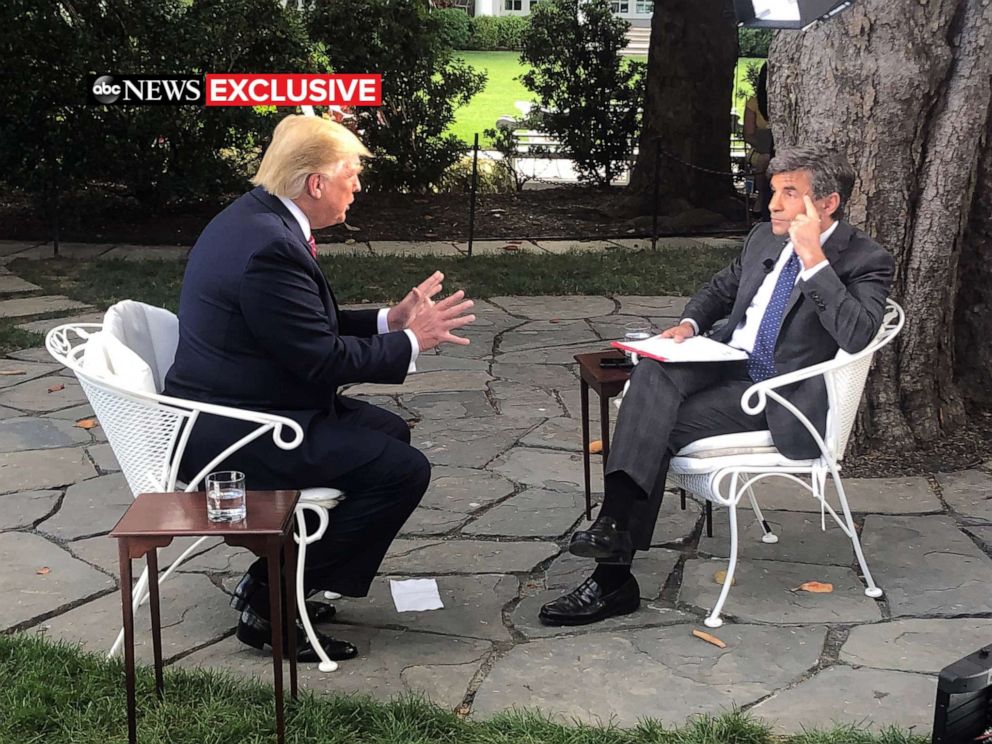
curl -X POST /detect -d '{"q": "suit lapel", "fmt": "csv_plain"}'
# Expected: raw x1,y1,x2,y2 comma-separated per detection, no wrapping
782,220,853,320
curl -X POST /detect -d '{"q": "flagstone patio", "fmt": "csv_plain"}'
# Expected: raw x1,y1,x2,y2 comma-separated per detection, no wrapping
2,269,992,736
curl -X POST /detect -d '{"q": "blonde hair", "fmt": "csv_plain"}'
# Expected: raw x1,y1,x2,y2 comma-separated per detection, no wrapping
252,114,371,199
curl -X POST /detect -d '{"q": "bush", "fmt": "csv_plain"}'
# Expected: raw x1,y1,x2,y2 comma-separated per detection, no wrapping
435,8,472,49
468,15,530,51
738,27,772,57
438,153,515,194
520,0,644,187
0,0,317,218
308,0,486,193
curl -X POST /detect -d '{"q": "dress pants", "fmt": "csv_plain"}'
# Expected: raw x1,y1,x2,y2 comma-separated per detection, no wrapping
181,398,430,617
604,359,767,550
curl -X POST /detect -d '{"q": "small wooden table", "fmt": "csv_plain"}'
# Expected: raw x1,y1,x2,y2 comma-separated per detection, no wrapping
574,350,633,519
110,490,301,744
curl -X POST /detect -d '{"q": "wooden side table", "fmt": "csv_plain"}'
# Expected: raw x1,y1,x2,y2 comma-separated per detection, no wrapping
110,490,301,744
574,350,632,519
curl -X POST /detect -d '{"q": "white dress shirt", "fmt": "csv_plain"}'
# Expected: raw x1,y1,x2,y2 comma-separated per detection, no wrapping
683,221,838,354
276,196,419,370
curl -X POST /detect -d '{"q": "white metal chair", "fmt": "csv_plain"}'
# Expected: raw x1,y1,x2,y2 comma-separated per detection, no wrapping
46,303,347,673
627,300,904,628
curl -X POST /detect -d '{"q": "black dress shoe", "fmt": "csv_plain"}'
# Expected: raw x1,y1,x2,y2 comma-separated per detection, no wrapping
538,575,640,626
236,608,358,662
230,573,336,623
568,516,633,563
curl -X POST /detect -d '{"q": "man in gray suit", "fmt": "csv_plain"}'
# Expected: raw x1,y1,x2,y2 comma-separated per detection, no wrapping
539,147,895,626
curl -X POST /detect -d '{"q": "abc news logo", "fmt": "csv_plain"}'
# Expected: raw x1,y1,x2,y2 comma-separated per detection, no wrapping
88,74,203,105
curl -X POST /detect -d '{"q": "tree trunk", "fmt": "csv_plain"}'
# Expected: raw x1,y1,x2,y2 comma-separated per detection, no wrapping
770,0,992,450
626,0,737,213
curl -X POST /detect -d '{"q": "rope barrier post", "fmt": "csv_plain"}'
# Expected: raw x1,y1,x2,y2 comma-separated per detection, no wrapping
468,132,479,257
651,138,661,251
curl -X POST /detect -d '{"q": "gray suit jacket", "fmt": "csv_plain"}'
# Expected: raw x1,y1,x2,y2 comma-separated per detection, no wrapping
682,220,894,459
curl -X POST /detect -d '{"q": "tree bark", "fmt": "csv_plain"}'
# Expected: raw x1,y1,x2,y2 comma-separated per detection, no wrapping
626,0,737,212
770,0,992,450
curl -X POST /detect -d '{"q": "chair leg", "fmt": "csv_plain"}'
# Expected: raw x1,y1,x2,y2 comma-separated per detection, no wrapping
679,488,687,511
295,509,338,672
745,487,778,544
705,501,713,537
832,473,883,599
706,503,739,629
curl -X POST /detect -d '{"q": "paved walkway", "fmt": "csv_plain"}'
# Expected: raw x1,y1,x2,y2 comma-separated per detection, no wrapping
2,256,992,736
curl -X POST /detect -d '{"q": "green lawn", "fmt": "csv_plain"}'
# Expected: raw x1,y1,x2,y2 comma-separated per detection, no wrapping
0,633,927,744
449,52,764,145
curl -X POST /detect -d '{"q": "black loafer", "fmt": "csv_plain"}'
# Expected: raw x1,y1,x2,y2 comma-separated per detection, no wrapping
538,575,640,626
568,516,633,563
236,608,358,662
231,573,337,623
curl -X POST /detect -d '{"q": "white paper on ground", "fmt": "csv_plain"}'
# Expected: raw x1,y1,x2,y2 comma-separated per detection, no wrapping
612,334,748,363
389,578,444,612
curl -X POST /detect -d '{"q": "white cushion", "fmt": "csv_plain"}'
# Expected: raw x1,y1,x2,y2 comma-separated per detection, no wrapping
81,330,157,395
676,430,776,458
103,300,179,392
300,487,345,507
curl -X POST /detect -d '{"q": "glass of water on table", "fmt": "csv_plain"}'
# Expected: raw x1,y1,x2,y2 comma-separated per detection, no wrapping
206,470,246,522
623,321,652,360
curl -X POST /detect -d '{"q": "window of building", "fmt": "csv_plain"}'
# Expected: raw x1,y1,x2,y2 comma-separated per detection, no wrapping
610,1,630,13
505,0,522,10
635,0,653,12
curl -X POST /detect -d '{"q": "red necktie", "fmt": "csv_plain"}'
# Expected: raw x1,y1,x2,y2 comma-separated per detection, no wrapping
307,235,317,259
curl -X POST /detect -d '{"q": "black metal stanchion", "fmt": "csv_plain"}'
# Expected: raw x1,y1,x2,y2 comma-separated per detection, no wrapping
467,133,479,257
651,139,661,251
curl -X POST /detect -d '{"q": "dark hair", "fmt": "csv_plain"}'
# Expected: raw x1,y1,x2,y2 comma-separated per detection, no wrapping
756,62,768,121
768,147,856,220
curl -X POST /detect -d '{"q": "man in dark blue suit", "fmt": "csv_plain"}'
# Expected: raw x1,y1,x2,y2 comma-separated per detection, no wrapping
165,114,475,661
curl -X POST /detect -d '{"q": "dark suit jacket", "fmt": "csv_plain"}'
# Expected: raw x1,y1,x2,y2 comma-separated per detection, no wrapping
682,220,894,459
164,187,413,479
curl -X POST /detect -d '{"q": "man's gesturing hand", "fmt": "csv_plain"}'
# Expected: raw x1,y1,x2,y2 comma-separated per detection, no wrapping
790,195,827,269
407,290,476,351
660,321,695,344
387,271,444,331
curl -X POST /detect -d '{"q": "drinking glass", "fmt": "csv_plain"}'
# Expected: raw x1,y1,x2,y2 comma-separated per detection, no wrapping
206,470,246,522
623,322,652,359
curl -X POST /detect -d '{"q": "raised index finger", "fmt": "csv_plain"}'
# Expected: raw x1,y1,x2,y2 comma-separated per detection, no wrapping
416,271,444,294
803,195,819,218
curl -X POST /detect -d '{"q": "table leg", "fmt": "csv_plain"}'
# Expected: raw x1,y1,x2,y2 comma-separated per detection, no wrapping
580,379,591,520
146,550,164,700
118,540,137,744
599,392,611,466
283,534,299,700
267,542,286,744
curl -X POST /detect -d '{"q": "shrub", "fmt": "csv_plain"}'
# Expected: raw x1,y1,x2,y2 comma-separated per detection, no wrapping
520,0,644,187
435,7,472,49
468,15,529,51
738,27,771,57
0,0,317,217
308,0,486,193
438,153,515,194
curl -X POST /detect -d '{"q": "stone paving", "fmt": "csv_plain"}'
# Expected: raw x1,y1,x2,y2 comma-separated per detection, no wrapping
3,259,992,737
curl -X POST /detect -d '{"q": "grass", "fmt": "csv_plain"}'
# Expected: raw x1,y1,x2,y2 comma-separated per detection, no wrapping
449,52,763,145
9,244,738,315
0,633,927,744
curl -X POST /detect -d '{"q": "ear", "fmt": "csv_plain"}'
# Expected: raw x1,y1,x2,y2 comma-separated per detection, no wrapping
820,192,841,219
306,173,321,199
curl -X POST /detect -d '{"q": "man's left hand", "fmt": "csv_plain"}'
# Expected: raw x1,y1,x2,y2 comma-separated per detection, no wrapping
790,195,827,269
388,271,444,330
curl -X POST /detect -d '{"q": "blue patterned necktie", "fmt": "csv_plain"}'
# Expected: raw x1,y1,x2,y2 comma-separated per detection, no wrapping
747,251,801,382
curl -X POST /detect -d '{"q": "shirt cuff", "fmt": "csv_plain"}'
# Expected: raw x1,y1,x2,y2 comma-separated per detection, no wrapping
800,260,830,281
680,318,700,335
377,308,391,334
403,329,419,373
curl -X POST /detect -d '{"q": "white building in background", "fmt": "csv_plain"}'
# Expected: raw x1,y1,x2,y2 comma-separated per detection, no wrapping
472,0,654,28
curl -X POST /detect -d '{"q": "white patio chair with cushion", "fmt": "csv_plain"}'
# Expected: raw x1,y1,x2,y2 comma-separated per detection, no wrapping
46,300,346,673
624,299,904,628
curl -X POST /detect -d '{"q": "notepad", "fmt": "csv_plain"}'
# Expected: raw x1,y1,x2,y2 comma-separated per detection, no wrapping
610,334,748,363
